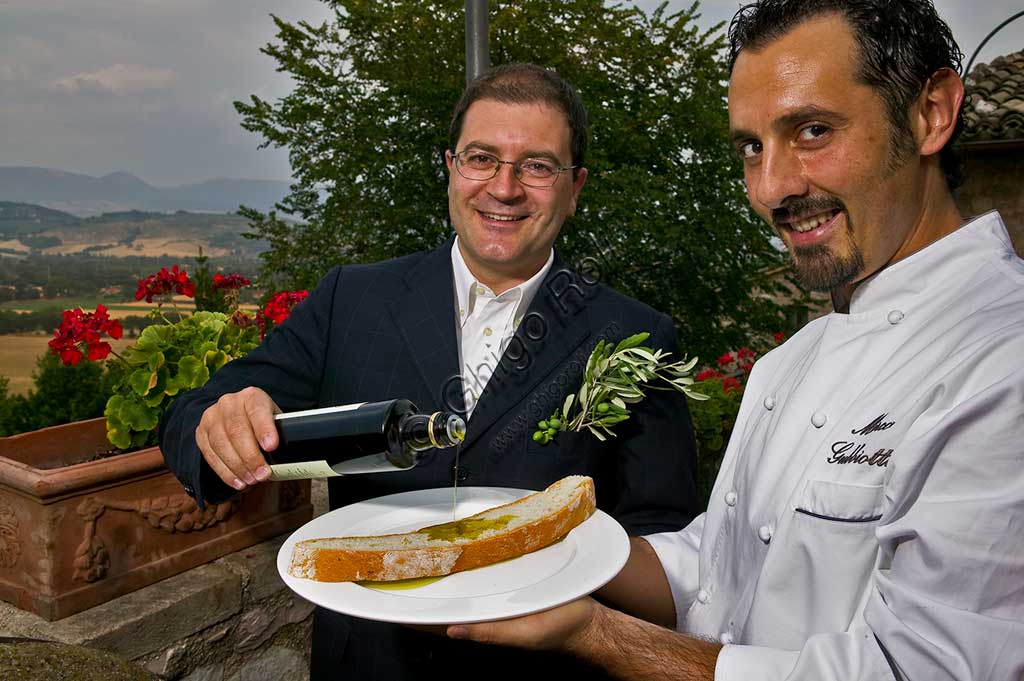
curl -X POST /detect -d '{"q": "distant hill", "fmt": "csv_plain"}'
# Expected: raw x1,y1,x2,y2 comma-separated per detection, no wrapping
0,166,291,217
0,201,265,259
0,202,81,234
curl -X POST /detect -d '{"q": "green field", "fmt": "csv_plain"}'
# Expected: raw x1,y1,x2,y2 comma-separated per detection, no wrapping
1,297,130,313
0,333,133,395
0,296,196,316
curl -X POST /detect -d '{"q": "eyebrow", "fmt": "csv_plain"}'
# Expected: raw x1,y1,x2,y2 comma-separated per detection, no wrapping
775,105,849,130
459,141,563,163
730,105,850,143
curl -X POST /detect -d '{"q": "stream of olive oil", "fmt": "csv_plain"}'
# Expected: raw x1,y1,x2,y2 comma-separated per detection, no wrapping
451,442,461,520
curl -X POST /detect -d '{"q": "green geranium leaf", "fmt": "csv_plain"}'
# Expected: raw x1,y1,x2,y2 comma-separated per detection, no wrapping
167,356,203,394
104,396,133,449
129,368,157,397
104,394,158,447
147,351,166,372
102,306,259,450
123,399,158,432
142,368,170,406
204,349,229,373
135,325,174,352
191,362,211,388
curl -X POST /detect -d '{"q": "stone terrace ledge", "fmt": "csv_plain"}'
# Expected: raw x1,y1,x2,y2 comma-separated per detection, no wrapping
0,480,330,681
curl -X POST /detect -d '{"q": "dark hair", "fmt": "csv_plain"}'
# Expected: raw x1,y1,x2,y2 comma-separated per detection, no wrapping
448,63,589,172
728,0,965,189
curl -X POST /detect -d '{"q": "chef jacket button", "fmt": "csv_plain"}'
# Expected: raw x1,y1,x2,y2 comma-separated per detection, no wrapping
763,396,775,411
724,491,738,507
719,631,734,645
887,310,905,325
758,524,773,543
811,411,827,428
456,467,470,483
697,589,710,604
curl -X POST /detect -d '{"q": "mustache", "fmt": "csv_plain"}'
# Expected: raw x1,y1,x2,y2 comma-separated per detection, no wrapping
772,196,846,228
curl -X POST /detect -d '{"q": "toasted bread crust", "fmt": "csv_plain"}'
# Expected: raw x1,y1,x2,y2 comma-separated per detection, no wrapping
290,476,596,582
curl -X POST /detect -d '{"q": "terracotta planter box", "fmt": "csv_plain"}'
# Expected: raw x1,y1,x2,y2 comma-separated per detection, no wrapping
0,417,312,621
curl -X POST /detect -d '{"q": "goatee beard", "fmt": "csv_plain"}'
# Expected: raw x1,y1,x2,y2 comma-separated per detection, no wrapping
789,243,865,292
773,196,863,293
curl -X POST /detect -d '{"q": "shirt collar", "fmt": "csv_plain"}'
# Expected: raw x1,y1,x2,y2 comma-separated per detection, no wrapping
451,236,555,325
848,210,1015,315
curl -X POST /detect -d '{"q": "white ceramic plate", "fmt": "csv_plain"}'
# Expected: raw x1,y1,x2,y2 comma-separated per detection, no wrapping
277,485,629,624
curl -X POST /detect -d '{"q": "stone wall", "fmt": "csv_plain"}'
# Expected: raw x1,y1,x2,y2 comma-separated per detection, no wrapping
956,145,1024,254
0,480,330,680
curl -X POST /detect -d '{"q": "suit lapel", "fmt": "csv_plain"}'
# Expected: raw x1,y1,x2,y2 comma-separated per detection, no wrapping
389,237,466,415
461,251,593,451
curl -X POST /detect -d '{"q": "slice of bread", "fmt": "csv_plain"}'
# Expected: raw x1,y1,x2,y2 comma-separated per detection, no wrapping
289,475,596,582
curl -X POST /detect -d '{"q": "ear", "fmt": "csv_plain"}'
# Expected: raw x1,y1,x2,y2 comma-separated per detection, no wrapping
568,167,588,216
913,67,964,157
445,150,455,173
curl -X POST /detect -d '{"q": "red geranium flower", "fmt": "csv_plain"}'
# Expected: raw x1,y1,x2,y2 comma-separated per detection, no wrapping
256,290,309,338
212,273,251,292
49,304,124,366
722,377,742,394
774,331,786,344
696,368,723,382
737,347,755,360
740,362,754,373
135,265,195,303
717,352,735,367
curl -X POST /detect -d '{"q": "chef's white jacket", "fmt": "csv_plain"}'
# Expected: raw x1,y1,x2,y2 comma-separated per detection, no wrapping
647,211,1024,681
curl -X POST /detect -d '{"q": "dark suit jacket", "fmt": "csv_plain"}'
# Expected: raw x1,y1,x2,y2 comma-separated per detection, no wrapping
161,238,699,680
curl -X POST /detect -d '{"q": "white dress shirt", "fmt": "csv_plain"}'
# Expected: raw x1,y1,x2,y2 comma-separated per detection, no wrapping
646,211,1024,680
451,238,554,418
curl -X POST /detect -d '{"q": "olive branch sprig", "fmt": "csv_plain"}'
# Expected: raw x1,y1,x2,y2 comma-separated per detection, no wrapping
533,331,709,445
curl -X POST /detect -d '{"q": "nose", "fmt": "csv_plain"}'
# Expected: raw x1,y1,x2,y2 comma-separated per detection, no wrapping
486,161,526,202
753,145,808,210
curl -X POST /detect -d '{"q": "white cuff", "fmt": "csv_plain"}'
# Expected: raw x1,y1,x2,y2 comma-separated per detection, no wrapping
643,513,705,631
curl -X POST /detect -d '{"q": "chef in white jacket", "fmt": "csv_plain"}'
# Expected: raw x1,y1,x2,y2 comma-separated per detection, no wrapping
446,1,1024,680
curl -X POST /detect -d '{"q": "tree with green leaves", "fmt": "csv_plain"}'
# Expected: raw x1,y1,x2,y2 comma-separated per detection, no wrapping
0,354,115,437
235,0,799,360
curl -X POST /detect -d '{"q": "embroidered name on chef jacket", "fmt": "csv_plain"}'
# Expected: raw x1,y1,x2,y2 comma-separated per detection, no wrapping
826,413,895,467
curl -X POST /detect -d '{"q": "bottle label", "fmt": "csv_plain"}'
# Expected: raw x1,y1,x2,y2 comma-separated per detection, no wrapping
268,460,341,480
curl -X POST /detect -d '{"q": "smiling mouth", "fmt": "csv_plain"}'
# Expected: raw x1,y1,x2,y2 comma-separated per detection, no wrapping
784,209,842,233
479,211,527,223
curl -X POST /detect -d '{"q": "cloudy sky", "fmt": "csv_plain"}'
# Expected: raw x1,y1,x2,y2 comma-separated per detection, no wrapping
1,0,1019,186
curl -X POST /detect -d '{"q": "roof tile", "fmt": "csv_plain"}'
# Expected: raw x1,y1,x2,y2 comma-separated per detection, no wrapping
963,50,1024,143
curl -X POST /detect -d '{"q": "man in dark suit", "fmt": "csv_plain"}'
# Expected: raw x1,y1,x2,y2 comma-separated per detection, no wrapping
160,63,699,680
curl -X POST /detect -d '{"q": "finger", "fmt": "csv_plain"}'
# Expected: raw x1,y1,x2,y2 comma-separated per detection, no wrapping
446,618,543,649
447,599,596,651
198,392,268,487
243,388,281,480
195,413,248,491
234,388,278,482
215,397,270,484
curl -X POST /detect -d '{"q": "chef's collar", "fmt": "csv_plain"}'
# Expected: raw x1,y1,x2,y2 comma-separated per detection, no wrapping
846,211,1013,315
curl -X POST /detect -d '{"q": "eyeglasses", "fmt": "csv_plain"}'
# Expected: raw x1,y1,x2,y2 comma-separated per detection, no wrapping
451,149,576,188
